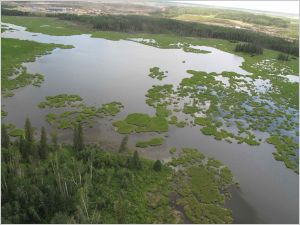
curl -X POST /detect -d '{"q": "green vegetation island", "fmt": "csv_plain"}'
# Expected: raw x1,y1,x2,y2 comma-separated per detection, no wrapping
1,2,299,224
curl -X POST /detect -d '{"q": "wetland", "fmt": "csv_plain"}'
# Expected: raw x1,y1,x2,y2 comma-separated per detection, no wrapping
1,14,299,224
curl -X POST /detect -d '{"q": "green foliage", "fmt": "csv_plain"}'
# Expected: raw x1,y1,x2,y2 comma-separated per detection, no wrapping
235,43,263,55
156,105,171,118
50,130,58,149
39,127,48,160
169,147,177,154
113,120,136,134
136,137,164,148
126,113,151,126
119,135,129,153
57,13,298,55
128,151,142,170
24,117,34,143
1,145,175,223
73,123,84,153
169,148,205,167
149,67,167,80
188,166,224,204
169,147,236,223
39,95,123,129
2,16,85,35
267,135,299,173
207,158,222,168
38,94,83,108
153,160,162,171
277,53,290,61
1,109,8,118
113,113,169,134
1,124,10,148
1,119,236,223
2,38,72,97
100,102,124,116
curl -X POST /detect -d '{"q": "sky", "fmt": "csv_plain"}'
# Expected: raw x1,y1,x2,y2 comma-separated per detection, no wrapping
172,1,299,15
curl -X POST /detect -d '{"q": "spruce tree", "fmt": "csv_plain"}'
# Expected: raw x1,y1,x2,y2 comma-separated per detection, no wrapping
24,117,34,143
73,123,84,153
153,160,162,172
118,135,128,153
50,131,58,150
1,124,10,149
77,123,84,151
132,151,142,169
19,136,27,160
39,127,48,160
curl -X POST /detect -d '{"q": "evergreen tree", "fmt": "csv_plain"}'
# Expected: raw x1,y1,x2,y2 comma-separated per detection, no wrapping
1,124,10,148
73,123,84,153
24,117,34,143
132,151,142,169
19,136,27,160
23,118,39,161
39,127,48,160
153,160,162,172
235,43,263,55
118,135,128,153
50,130,58,150
77,123,84,151
277,53,289,61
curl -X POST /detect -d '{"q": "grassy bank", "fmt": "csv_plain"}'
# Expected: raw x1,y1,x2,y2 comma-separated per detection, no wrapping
2,38,73,97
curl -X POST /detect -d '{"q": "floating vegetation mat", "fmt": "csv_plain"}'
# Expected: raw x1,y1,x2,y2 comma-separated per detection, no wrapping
39,94,123,129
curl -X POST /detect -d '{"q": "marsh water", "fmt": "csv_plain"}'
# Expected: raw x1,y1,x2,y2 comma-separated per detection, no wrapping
2,23,299,224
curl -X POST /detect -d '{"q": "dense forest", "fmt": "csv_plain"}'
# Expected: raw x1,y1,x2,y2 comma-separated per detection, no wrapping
56,14,298,56
235,43,263,55
2,118,235,223
1,8,29,16
1,7,298,56
1,120,170,223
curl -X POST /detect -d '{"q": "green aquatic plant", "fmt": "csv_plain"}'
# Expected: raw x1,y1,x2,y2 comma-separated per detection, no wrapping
2,38,73,97
114,113,169,134
169,148,237,223
39,95,123,129
149,67,167,80
38,94,83,108
136,137,164,148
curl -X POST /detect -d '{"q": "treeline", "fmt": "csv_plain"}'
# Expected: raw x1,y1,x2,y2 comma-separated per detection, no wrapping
1,8,29,16
2,7,298,56
56,14,298,56
2,119,164,223
235,43,263,55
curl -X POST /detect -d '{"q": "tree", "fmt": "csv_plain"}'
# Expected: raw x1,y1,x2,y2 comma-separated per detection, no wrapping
118,135,128,153
277,53,289,61
235,43,263,55
19,136,28,160
50,130,58,150
39,127,48,160
73,123,84,153
24,117,34,143
153,160,162,172
132,151,142,169
1,124,10,148
23,118,39,161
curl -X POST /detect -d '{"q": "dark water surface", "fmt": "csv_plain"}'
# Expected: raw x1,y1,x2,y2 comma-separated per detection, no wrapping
2,23,299,224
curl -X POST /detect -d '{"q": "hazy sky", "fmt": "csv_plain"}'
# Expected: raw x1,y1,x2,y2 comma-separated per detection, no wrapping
173,1,299,15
